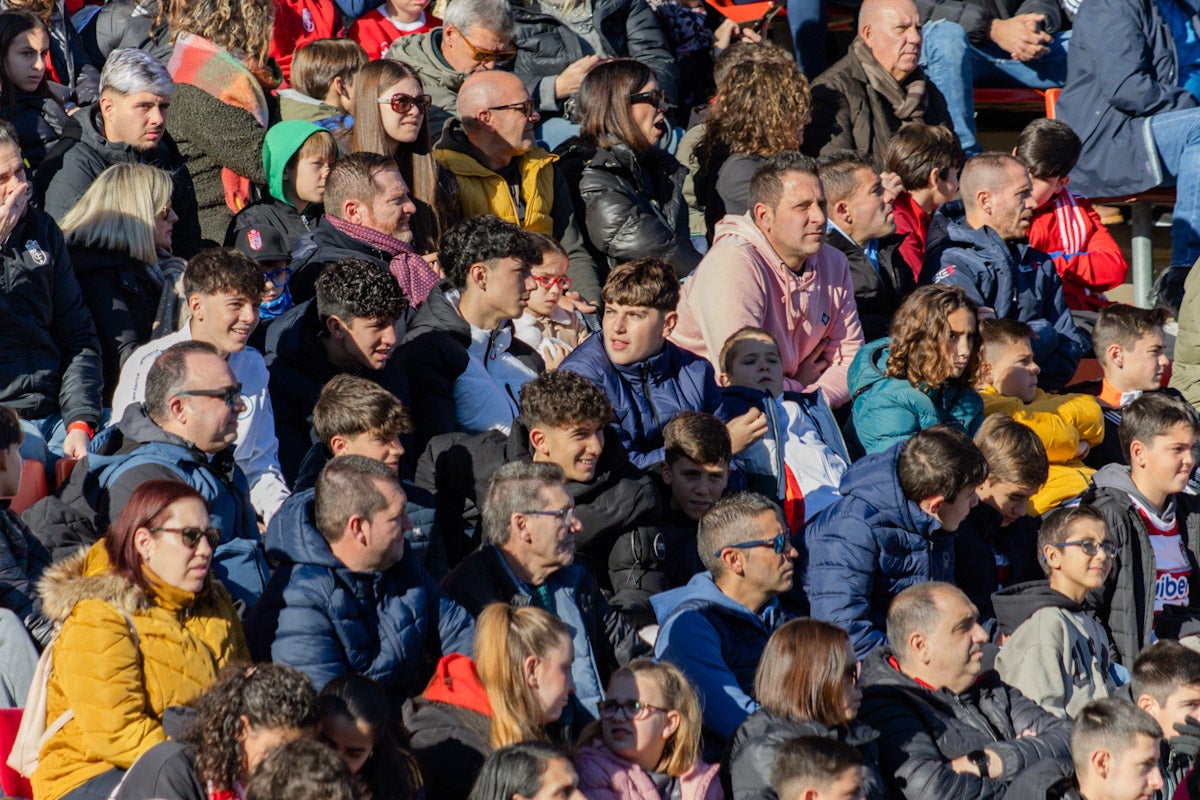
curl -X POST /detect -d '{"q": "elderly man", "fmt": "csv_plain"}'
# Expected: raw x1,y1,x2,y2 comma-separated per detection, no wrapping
923,152,1086,390
435,70,597,296
806,0,953,162
859,582,1073,800
671,152,864,408
386,0,515,140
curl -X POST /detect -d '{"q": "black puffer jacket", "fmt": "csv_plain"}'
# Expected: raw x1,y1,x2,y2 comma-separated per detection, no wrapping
0,207,101,427
577,143,699,278
953,500,1042,625
286,215,395,304
510,0,677,114
77,0,173,66
0,505,52,647
6,88,71,172
858,647,1072,800
723,710,887,800
825,227,916,343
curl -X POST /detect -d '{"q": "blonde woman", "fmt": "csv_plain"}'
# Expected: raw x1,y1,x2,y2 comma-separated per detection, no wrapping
60,163,178,406
403,603,574,800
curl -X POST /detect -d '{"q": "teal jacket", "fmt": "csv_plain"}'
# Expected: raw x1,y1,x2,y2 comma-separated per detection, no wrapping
846,338,983,456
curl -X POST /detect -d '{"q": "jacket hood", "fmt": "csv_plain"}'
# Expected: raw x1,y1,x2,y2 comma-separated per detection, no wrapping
262,489,342,570
650,571,781,624
847,337,891,398
263,120,326,206
837,442,938,536
406,282,473,345
116,402,203,453
927,198,1022,270
435,118,477,160
393,29,464,90
421,653,493,716
992,581,1082,636
1091,463,1165,511
436,119,558,178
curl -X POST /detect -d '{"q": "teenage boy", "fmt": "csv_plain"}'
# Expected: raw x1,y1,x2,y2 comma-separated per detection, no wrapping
1083,392,1200,666
1130,641,1200,800
1086,304,1173,470
883,121,964,281
993,505,1119,719
1051,699,1165,800
977,317,1104,514
608,411,731,627
805,425,989,658
955,415,1048,623
560,257,737,469
0,404,51,648
771,736,867,800
296,374,410,490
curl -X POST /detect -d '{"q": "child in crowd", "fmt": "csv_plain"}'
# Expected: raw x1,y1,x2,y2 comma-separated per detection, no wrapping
977,318,1104,514
805,425,989,658
0,10,70,172
771,736,866,800
608,411,730,627
1016,119,1128,322
717,326,850,530
1085,304,1173,470
847,284,984,456
993,505,1120,719
1130,641,1200,799
882,121,964,281
560,258,729,468
0,404,50,649
954,415,1047,623
277,39,366,148
348,0,440,61
245,740,358,800
1084,392,1200,666
513,234,590,368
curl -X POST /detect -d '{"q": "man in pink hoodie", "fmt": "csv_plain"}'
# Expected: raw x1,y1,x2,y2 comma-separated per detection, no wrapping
671,152,864,408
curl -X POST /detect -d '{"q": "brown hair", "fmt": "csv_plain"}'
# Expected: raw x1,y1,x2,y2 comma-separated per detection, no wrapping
887,285,980,388
578,59,657,154
600,258,680,312
1093,303,1169,360
0,11,57,113
897,425,989,503
883,122,964,191
312,374,412,447
663,411,732,468
106,480,211,592
295,129,338,165
755,618,855,729
973,414,1049,488
291,38,367,100
172,0,275,65
520,370,613,429
1037,504,1108,575
719,326,778,375
978,317,1034,365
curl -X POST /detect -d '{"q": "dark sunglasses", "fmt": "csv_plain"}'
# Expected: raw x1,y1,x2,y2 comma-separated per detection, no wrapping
629,88,666,108
457,27,516,64
1052,540,1118,557
150,526,221,549
531,273,572,290
378,93,432,115
488,98,537,118
714,532,789,558
175,383,243,408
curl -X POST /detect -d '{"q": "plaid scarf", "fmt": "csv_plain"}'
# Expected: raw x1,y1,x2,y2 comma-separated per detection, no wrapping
325,214,439,305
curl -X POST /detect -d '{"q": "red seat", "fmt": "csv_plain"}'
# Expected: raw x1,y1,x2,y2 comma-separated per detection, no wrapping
0,708,33,799
54,457,78,490
972,87,1046,112
9,461,46,515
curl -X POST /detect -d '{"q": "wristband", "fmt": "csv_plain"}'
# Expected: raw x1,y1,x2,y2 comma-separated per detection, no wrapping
66,421,94,440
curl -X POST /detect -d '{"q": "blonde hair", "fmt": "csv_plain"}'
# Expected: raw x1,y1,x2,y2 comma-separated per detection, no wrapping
60,163,173,266
475,603,571,749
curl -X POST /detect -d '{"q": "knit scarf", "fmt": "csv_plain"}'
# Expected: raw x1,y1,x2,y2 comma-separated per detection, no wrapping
168,33,271,214
324,214,440,305
850,36,931,121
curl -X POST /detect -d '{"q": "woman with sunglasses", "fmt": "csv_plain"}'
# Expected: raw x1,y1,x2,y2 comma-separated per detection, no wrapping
575,659,723,800
569,59,700,282
32,480,248,800
724,618,886,800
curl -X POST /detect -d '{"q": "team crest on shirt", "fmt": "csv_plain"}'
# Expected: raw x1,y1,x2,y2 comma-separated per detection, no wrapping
247,230,263,251
302,8,315,32
24,240,46,265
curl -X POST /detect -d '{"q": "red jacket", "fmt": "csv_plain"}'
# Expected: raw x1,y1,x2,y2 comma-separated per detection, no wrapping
269,0,342,86
348,8,439,61
1027,192,1128,312
892,191,928,282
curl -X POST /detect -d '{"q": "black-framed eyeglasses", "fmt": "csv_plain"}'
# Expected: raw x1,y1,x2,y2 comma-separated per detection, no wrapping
629,89,666,108
149,526,221,549
455,26,516,64
520,506,577,529
714,532,789,558
175,383,243,408
1052,540,1117,557
488,98,536,118
597,699,671,721
262,266,292,286
378,93,432,115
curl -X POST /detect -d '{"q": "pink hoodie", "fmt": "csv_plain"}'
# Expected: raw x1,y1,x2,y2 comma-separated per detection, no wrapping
574,739,723,800
670,214,864,407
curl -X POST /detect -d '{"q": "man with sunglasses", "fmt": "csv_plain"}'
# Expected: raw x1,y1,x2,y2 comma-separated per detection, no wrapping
436,70,598,300
653,492,797,751
385,0,515,140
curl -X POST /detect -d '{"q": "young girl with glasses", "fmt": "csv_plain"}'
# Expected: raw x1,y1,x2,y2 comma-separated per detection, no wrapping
513,233,591,368
574,659,722,800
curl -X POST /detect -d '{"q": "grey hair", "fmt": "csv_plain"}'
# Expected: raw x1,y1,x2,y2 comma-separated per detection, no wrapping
100,48,174,97
482,461,565,546
696,492,783,578
1071,698,1162,776
443,0,514,38
887,581,965,664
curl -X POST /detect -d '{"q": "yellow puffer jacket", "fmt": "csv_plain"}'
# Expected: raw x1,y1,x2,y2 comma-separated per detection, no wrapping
32,542,249,800
436,145,557,233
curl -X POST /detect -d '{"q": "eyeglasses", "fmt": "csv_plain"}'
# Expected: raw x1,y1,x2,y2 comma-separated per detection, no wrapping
378,93,432,115
149,526,221,549
1052,540,1118,557
454,26,516,64
520,506,577,529
488,98,537,118
629,89,666,108
262,266,292,286
531,274,572,290
175,383,243,408
597,699,670,721
714,531,790,558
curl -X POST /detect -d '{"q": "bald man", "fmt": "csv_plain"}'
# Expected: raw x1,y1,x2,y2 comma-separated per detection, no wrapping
805,0,953,163
922,152,1087,390
433,71,600,302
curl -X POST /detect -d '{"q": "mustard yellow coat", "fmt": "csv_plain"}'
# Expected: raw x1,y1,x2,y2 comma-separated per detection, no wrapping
32,542,248,800
435,145,557,233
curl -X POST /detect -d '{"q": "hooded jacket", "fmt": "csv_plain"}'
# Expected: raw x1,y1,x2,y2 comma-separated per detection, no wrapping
246,489,476,701
402,653,493,800
922,200,1087,391
652,572,790,743
6,89,71,173
575,738,721,800
671,214,864,408
992,581,1116,719
804,442,956,659
39,103,202,258
32,542,247,800
384,29,466,141
560,334,722,468
1080,463,1200,665
846,338,983,457
0,505,52,647
857,647,1072,800
227,120,325,254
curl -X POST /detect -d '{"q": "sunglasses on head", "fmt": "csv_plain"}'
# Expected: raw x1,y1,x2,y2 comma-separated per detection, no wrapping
150,526,221,549
378,93,432,115
629,88,666,108
531,274,572,290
